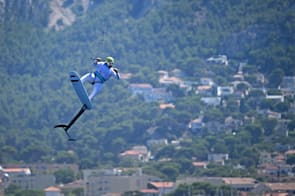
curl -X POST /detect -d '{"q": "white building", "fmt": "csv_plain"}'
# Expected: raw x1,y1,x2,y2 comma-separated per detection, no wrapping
207,55,229,66
201,97,221,106
217,86,234,96
189,118,204,130
83,169,160,196
208,153,229,165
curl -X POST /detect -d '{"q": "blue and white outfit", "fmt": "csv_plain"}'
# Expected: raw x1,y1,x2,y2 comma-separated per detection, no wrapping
81,61,120,101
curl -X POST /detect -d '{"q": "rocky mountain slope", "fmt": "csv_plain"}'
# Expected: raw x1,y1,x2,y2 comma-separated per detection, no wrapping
0,0,158,30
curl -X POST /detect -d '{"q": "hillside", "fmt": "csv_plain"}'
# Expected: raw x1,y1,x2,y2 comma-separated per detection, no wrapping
0,0,294,179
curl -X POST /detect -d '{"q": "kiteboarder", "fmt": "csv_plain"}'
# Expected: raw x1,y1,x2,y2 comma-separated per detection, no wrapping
81,56,120,101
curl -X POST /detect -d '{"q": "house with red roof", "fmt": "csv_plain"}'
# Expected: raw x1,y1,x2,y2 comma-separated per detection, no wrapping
128,83,153,96
2,166,55,190
252,182,295,195
128,83,174,102
44,186,62,196
120,146,150,162
192,161,208,169
222,177,257,192
147,182,175,196
2,168,31,177
189,117,204,131
140,188,159,196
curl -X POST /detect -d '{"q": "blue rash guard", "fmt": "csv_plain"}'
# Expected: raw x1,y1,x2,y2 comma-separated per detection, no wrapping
94,62,120,83
81,61,120,101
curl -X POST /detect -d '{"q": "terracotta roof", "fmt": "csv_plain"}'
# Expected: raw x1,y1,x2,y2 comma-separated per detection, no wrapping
265,183,295,191
102,193,121,196
61,180,84,189
192,162,208,167
140,189,159,193
120,150,145,156
191,118,202,123
260,164,278,170
44,186,61,192
197,85,212,90
3,168,31,175
119,73,132,79
285,150,295,155
129,83,153,88
159,103,175,109
159,77,182,84
275,154,285,161
222,178,256,185
149,182,174,188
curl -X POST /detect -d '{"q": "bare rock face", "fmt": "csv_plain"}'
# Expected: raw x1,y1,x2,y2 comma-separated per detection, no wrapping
0,0,159,30
48,0,76,31
0,0,90,30
48,0,90,31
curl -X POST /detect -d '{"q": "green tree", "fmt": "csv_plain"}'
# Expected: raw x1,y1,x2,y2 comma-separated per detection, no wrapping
55,151,78,164
167,184,190,196
54,169,75,184
156,145,175,159
245,124,263,144
273,102,289,113
286,154,295,165
5,184,21,196
1,0,295,178
268,68,284,88
111,137,127,154
203,108,224,123
167,84,185,97
20,143,49,163
236,82,249,92
5,184,44,196
1,146,17,163
191,182,216,196
288,119,295,130
122,191,144,196
261,118,277,136
159,163,180,181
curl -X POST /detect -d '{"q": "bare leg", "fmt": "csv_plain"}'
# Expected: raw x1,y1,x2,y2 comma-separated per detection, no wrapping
81,73,94,84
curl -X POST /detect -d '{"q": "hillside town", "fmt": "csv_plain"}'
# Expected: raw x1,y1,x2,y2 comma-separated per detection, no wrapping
1,55,295,195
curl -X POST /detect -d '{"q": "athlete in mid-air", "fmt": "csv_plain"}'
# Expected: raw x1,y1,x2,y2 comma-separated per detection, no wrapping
54,56,120,140
81,56,120,101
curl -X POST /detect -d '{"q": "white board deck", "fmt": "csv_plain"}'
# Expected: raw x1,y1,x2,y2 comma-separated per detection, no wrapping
69,71,92,110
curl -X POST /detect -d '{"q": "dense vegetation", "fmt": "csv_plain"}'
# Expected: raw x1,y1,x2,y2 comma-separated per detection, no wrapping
0,0,295,181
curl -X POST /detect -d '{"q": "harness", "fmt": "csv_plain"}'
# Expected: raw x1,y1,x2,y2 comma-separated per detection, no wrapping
94,71,106,83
